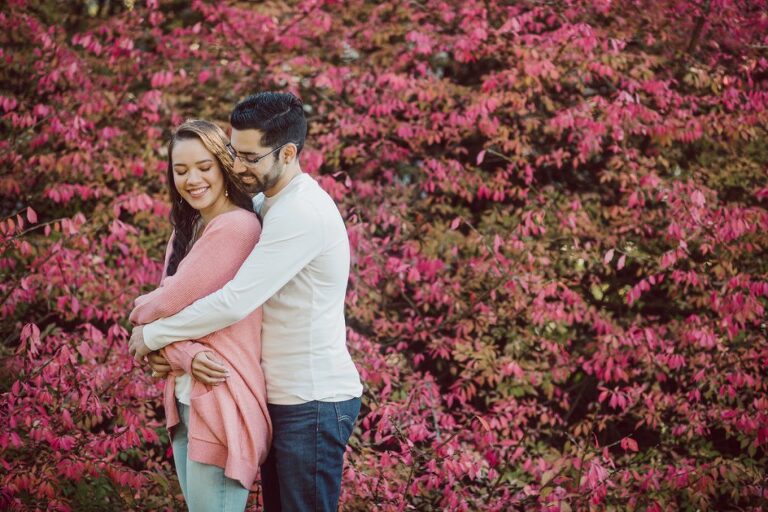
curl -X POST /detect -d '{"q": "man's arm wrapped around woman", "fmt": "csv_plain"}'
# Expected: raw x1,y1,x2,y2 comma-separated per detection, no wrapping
129,211,262,373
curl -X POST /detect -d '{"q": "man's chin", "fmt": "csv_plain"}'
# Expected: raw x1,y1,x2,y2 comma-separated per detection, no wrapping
237,178,263,195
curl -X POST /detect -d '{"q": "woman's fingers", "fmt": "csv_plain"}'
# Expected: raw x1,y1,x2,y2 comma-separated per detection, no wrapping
192,371,222,385
198,353,229,374
146,351,170,378
191,352,230,385
148,352,171,373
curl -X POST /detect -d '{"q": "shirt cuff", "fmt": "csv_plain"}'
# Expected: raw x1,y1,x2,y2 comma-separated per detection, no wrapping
143,322,166,351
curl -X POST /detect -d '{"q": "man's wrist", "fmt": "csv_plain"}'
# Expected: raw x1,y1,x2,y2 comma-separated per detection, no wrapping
142,322,163,351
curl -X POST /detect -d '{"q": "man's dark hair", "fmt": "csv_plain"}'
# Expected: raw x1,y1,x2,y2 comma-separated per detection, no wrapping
230,92,308,155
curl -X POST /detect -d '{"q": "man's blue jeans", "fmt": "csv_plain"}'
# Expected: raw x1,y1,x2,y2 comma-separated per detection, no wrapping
261,397,361,511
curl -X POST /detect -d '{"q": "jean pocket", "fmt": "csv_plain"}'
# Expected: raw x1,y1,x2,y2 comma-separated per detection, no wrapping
335,398,360,445
189,388,226,445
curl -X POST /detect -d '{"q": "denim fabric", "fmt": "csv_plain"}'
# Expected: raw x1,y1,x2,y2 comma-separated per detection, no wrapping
173,401,249,512
261,397,361,512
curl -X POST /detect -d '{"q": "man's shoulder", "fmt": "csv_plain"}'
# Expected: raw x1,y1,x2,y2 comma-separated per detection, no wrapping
298,174,343,215
266,178,344,237
274,175,335,213
269,197,324,230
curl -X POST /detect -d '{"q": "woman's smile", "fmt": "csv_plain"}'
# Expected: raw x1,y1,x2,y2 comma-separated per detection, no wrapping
186,185,210,199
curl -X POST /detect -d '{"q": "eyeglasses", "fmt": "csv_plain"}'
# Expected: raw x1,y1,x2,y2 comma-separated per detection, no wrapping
226,142,292,167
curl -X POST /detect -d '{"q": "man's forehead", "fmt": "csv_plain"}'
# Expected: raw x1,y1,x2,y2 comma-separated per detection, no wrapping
230,128,265,151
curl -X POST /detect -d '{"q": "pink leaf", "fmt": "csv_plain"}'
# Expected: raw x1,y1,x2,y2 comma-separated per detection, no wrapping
620,437,639,452
691,190,705,207
476,150,486,165
475,415,491,432
26,207,38,224
604,248,615,265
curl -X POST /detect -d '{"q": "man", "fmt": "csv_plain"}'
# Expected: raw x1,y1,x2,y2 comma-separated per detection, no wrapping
129,92,363,511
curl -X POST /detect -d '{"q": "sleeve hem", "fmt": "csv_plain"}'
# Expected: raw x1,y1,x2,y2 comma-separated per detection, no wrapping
143,322,166,351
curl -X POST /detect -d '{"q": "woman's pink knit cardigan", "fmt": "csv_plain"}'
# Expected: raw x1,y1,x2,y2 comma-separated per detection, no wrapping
129,208,271,490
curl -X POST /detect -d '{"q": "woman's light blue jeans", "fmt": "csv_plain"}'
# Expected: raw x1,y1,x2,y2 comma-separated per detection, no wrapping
172,401,249,512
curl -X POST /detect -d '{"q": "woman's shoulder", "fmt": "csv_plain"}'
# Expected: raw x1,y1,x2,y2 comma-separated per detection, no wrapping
206,208,261,239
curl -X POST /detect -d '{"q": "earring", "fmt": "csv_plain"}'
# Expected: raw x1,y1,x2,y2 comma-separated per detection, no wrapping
225,189,229,197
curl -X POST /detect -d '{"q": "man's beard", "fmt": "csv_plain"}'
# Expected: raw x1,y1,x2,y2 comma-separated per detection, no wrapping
240,160,282,195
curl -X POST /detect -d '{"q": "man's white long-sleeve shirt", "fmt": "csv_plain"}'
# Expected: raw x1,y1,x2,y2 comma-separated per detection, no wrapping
143,173,363,405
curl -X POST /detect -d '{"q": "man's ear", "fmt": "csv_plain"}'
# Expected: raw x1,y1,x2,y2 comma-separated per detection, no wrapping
282,143,298,164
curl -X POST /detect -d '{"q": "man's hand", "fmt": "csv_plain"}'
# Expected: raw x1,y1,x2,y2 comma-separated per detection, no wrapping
191,351,230,386
128,325,152,361
148,351,171,378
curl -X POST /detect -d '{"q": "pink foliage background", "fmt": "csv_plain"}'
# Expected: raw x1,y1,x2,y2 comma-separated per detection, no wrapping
1,0,767,510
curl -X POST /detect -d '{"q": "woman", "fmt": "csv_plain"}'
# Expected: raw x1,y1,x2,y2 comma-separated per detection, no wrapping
129,119,270,512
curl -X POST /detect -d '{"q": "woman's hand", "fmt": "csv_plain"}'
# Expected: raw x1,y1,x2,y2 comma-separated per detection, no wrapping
147,351,171,378
191,351,230,386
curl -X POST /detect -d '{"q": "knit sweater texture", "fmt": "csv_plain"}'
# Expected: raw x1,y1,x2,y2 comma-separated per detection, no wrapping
130,208,271,490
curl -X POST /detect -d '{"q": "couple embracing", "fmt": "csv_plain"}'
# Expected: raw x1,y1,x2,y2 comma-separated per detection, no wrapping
127,92,363,512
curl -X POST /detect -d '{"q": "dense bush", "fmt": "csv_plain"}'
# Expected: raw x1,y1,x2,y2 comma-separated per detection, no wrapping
1,0,767,510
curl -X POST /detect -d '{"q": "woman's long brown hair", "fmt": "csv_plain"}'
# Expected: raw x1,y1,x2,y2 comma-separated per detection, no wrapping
165,119,255,276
